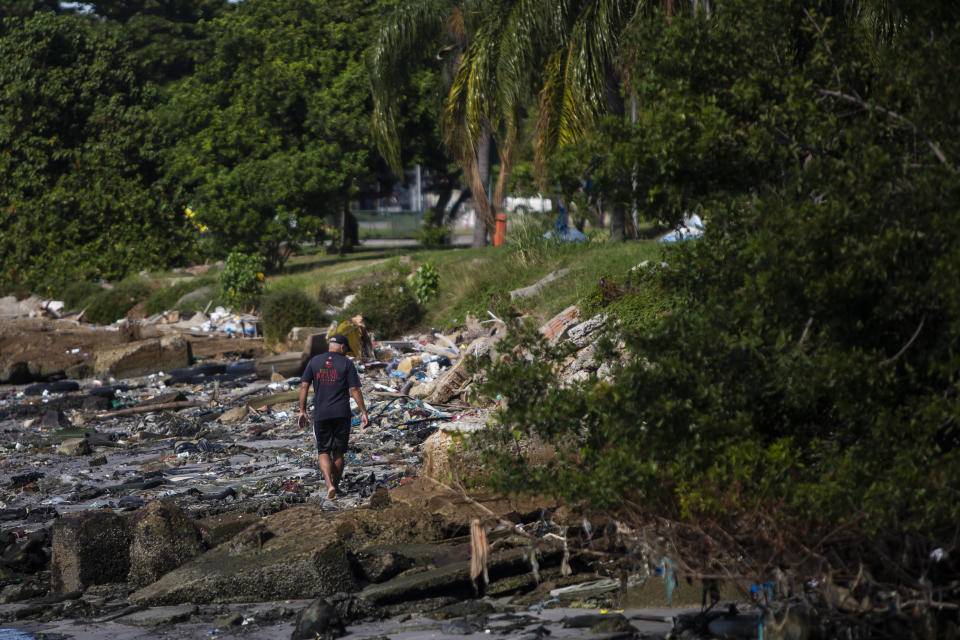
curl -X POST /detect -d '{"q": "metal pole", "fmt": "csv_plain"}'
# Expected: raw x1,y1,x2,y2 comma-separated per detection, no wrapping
415,164,423,214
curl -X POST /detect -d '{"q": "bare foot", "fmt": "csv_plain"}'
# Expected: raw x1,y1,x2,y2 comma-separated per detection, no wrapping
326,487,337,500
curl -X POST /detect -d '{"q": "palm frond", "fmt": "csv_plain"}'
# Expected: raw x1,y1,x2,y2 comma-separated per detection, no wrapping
534,50,577,177
368,0,447,173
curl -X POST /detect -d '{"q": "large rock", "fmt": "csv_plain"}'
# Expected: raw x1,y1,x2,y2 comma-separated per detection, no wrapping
565,314,607,348
94,334,192,380
128,501,205,587
357,547,538,607
173,285,215,309
196,512,262,548
291,599,345,640
57,438,92,456
130,506,356,605
421,421,555,486
51,511,130,593
1,539,47,575
130,502,448,606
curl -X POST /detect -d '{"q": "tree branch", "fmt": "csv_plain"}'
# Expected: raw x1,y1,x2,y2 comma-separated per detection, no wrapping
879,315,926,368
819,90,954,172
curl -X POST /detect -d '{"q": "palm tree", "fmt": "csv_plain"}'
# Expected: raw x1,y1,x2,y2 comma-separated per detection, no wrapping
370,0,507,247
371,0,709,245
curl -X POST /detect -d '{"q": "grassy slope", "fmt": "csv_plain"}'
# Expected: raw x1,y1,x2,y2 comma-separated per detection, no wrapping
266,238,664,333
64,232,664,337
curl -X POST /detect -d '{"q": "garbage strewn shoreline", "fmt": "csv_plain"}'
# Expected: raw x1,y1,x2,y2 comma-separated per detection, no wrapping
0,306,708,640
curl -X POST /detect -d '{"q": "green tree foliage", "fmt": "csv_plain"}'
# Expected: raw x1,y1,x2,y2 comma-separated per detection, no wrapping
161,0,378,270
480,1,960,537
219,251,264,311
0,12,194,295
343,278,422,339
84,278,152,324
83,0,229,83
260,289,326,344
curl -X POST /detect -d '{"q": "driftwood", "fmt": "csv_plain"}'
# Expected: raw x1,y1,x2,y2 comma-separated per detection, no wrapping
245,389,300,409
509,269,570,300
94,400,205,419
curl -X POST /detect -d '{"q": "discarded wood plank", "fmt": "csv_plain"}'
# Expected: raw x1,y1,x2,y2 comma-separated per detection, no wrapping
434,333,458,350
187,336,263,360
254,352,304,379
245,390,300,409
420,343,458,357
509,268,570,300
94,400,205,419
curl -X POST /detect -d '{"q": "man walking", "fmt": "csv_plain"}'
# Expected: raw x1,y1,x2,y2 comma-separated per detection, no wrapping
298,334,368,499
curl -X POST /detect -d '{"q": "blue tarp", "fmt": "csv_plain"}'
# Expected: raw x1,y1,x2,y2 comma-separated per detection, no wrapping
659,213,704,242
544,207,587,243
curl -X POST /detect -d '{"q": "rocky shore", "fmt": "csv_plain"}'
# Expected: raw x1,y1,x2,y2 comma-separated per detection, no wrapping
0,306,723,640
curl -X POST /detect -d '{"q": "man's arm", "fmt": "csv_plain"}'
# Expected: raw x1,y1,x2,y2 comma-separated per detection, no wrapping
298,382,310,429
349,387,368,428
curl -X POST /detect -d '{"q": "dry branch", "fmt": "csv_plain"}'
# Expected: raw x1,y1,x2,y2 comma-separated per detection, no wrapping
94,400,205,419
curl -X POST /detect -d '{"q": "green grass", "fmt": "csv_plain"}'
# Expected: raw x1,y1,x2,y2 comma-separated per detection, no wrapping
261,232,664,335
75,233,666,334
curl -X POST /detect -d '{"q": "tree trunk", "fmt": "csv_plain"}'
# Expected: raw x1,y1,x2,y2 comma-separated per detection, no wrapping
609,204,625,242
433,181,453,223
470,123,493,248
339,202,357,253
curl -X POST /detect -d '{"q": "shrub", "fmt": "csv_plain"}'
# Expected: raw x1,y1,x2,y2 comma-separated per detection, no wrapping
411,263,439,304
343,278,422,339
144,279,214,316
84,279,152,324
417,208,450,247
59,281,104,311
260,289,327,344
219,252,264,311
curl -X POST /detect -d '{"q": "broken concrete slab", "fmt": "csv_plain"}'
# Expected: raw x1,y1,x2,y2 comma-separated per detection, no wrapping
51,511,131,593
254,353,305,380
357,546,540,606
510,268,570,300
114,604,198,627
540,305,581,343
129,506,358,605
566,314,608,349
57,438,92,456
128,500,205,588
94,334,192,380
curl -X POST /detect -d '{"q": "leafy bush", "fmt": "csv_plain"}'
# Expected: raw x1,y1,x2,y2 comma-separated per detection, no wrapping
417,208,450,247
260,289,327,344
84,279,152,324
417,224,450,247
411,263,439,303
219,252,264,311
475,1,960,543
59,281,104,312
144,278,215,316
343,278,422,339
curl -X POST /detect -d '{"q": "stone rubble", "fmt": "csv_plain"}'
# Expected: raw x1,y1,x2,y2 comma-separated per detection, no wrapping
0,308,725,639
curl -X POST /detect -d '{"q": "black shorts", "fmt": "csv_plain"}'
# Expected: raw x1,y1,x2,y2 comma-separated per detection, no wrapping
313,416,350,454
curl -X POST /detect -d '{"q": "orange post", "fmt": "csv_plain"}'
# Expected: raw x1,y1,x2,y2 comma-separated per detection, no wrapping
493,213,507,246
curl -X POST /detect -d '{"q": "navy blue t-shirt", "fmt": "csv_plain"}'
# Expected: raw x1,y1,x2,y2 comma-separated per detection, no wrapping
301,352,361,420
